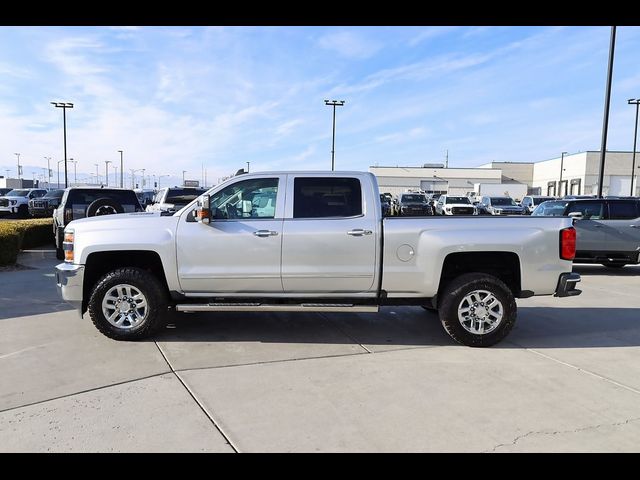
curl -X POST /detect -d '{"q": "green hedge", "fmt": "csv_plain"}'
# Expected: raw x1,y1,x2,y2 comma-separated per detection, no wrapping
0,218,54,266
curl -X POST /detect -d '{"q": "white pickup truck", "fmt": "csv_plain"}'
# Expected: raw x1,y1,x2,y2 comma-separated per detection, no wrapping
55,171,581,347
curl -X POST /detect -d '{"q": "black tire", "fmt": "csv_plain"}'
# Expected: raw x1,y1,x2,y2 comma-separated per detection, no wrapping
86,198,124,217
438,273,517,347
56,246,64,260
18,204,28,218
602,263,625,269
88,267,168,340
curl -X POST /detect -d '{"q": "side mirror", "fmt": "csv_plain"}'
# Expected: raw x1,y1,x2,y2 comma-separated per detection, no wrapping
196,194,211,224
568,212,583,220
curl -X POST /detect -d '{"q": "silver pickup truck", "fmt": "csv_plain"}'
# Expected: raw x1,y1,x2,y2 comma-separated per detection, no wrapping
55,171,581,347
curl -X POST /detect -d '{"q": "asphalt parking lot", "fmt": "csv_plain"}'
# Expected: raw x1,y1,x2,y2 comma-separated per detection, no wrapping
1,251,639,452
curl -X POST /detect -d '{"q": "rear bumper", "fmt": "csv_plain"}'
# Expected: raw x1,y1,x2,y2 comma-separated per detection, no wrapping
554,272,582,297
55,263,84,316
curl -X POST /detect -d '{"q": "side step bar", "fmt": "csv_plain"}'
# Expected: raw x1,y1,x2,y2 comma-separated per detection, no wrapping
175,303,379,313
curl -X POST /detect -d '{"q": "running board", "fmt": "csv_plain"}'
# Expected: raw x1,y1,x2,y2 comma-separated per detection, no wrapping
175,303,379,313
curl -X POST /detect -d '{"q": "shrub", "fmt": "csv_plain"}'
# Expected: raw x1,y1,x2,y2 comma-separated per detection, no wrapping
0,218,54,266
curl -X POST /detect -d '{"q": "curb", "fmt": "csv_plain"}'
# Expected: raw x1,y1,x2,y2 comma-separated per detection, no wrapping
18,249,57,260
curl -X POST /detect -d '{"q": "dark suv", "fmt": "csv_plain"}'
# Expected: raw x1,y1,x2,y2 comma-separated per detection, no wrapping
29,189,65,217
53,187,143,259
397,193,433,216
532,198,640,268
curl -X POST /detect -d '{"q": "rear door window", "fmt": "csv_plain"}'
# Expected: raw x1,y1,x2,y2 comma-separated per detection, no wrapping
566,201,605,220
608,201,639,219
293,177,362,218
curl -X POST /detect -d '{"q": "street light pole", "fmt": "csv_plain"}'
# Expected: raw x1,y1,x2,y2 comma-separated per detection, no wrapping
14,153,21,179
596,26,616,198
95,164,99,185
558,152,568,197
182,170,187,186
105,161,112,187
69,158,77,185
44,156,51,188
51,102,74,188
628,99,640,196
118,150,123,188
324,100,345,171
57,160,64,188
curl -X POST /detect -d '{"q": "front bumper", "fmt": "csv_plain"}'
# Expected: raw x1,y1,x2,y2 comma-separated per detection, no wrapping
0,206,16,214
55,263,85,316
554,272,582,297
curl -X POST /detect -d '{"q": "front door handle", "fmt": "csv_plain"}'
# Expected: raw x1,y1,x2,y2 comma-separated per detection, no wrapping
347,229,373,236
630,225,640,228
253,230,278,237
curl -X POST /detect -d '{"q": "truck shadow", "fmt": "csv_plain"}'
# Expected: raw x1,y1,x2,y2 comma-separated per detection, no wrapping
153,306,640,349
573,264,640,276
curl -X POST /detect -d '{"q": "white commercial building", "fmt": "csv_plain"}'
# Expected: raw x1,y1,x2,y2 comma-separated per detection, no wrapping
369,165,504,197
530,151,639,197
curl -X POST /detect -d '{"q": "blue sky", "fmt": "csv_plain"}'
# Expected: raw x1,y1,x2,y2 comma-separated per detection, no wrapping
1,26,640,187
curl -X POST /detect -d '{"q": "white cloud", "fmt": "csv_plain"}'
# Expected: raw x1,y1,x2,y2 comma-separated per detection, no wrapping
317,31,382,59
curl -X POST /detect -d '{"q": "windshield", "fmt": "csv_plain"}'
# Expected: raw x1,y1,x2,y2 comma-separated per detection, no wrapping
446,196,471,204
44,190,64,199
534,197,555,204
401,194,425,203
532,201,569,216
490,197,517,206
165,188,206,206
6,189,29,197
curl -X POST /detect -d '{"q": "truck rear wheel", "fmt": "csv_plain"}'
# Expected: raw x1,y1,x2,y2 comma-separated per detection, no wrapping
438,273,516,347
88,267,168,340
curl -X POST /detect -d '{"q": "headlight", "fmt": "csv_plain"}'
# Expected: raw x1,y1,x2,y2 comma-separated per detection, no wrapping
9,200,17,206
63,229,75,263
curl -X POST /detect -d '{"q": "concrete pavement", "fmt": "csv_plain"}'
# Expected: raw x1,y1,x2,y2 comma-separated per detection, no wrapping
0,253,639,452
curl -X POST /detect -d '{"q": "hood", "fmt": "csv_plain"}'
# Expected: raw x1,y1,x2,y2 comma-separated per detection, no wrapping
444,203,474,208
401,201,428,206
66,211,179,232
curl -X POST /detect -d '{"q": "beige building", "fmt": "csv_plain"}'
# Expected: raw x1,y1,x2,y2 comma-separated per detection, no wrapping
369,165,503,197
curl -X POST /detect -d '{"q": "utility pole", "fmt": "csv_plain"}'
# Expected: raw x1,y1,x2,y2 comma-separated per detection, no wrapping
628,99,640,196
445,149,449,168
51,102,74,188
597,26,616,198
558,152,568,197
324,100,345,171
118,150,124,188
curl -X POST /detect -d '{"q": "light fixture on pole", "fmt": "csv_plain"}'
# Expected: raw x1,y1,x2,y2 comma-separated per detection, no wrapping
628,99,640,196
51,101,74,188
324,99,345,171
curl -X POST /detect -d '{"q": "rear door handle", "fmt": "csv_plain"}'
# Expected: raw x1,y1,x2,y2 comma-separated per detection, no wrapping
347,229,373,236
253,230,278,237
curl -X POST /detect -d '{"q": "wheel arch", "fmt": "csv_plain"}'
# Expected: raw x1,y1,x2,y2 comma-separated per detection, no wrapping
82,250,170,315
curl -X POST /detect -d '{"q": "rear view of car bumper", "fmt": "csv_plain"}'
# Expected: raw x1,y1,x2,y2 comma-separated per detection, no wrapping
554,272,581,297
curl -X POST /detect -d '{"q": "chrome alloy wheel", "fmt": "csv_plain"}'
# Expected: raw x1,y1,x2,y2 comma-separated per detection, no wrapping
457,289,504,335
101,284,148,329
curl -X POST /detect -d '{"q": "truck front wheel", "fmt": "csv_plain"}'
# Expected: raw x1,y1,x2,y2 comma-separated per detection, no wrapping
438,273,516,347
88,267,168,340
